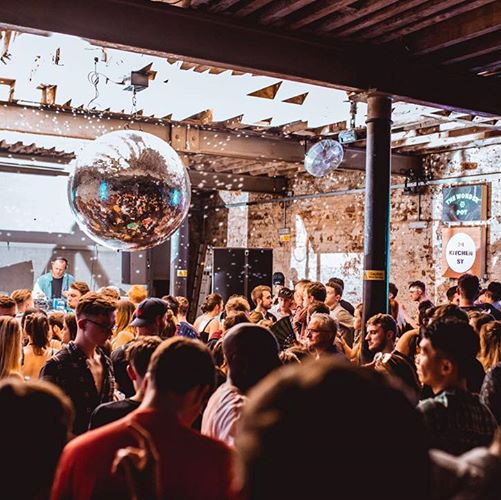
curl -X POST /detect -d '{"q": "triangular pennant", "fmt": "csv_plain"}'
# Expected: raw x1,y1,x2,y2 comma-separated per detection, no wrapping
282,92,308,105
248,82,282,99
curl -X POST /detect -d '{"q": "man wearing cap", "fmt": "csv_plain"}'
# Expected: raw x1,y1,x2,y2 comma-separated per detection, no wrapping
272,287,294,320
111,298,169,397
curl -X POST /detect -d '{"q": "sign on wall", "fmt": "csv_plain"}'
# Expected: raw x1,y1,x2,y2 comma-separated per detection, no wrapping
442,226,485,278
442,184,488,222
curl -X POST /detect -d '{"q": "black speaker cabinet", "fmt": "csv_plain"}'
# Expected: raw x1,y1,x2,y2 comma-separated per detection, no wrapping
212,248,273,304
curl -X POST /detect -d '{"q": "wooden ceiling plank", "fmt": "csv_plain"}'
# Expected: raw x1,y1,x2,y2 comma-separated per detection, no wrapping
427,30,501,65
1,0,500,116
209,0,242,13
332,0,431,38
358,0,470,41
401,1,501,55
259,0,317,25
317,0,401,34
233,0,275,18
286,0,360,30
467,52,501,73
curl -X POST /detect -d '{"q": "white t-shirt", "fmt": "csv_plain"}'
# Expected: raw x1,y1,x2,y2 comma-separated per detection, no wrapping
201,382,247,447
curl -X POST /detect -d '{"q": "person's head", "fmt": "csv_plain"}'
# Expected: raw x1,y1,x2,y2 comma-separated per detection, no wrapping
306,301,330,324
0,378,73,500
251,286,273,311
446,285,459,305
62,312,77,344
388,282,398,300
303,282,327,307
325,281,343,308
236,359,430,500
200,293,223,315
306,313,337,354
66,281,90,310
225,295,251,315
272,272,285,287
372,352,421,404
75,292,117,348
98,286,121,301
223,323,281,394
457,273,480,302
328,277,345,293
365,313,397,354
25,312,50,354
48,311,65,341
115,299,136,334
293,279,311,308
127,285,148,306
430,304,469,325
418,319,479,393
21,308,46,338
161,309,177,340
409,280,426,302
469,312,495,335
161,295,179,317
145,337,216,425
10,289,33,313
0,316,22,378
479,321,501,371
272,272,285,295
277,287,294,312
417,300,434,327
50,257,68,279
175,296,189,318
223,312,249,333
0,295,16,317
248,311,264,324
487,282,501,302
126,336,162,393
130,298,169,336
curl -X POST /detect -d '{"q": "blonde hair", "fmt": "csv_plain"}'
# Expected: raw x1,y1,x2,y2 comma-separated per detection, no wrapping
225,295,251,315
115,299,136,334
127,285,148,306
10,289,32,307
479,321,501,371
0,317,22,378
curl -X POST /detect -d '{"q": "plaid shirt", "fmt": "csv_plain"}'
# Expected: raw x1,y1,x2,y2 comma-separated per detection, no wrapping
418,388,497,456
40,341,115,435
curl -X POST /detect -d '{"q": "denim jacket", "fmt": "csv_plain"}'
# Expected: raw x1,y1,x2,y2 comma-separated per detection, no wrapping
33,272,75,299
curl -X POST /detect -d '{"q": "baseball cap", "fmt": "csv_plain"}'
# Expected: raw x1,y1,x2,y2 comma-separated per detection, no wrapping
272,272,285,286
130,298,168,327
278,287,294,299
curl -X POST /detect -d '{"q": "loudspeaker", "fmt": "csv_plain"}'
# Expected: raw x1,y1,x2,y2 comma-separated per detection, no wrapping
212,248,273,304
121,250,151,284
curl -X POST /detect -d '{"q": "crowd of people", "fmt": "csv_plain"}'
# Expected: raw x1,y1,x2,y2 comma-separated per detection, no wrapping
1,260,501,499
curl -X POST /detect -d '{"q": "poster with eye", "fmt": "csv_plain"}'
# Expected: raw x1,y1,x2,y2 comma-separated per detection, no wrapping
442,184,488,222
441,226,485,278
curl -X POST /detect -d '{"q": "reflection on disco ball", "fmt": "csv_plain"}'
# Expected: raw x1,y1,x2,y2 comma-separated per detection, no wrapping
68,130,191,251
304,139,344,177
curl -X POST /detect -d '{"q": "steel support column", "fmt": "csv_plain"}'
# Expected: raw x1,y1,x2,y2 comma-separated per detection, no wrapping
361,94,393,362
169,216,189,297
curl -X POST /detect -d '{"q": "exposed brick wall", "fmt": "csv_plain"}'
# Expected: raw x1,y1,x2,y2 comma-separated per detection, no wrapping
199,143,501,317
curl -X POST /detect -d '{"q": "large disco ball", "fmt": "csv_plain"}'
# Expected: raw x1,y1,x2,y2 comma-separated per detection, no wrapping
304,139,344,177
68,130,191,251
